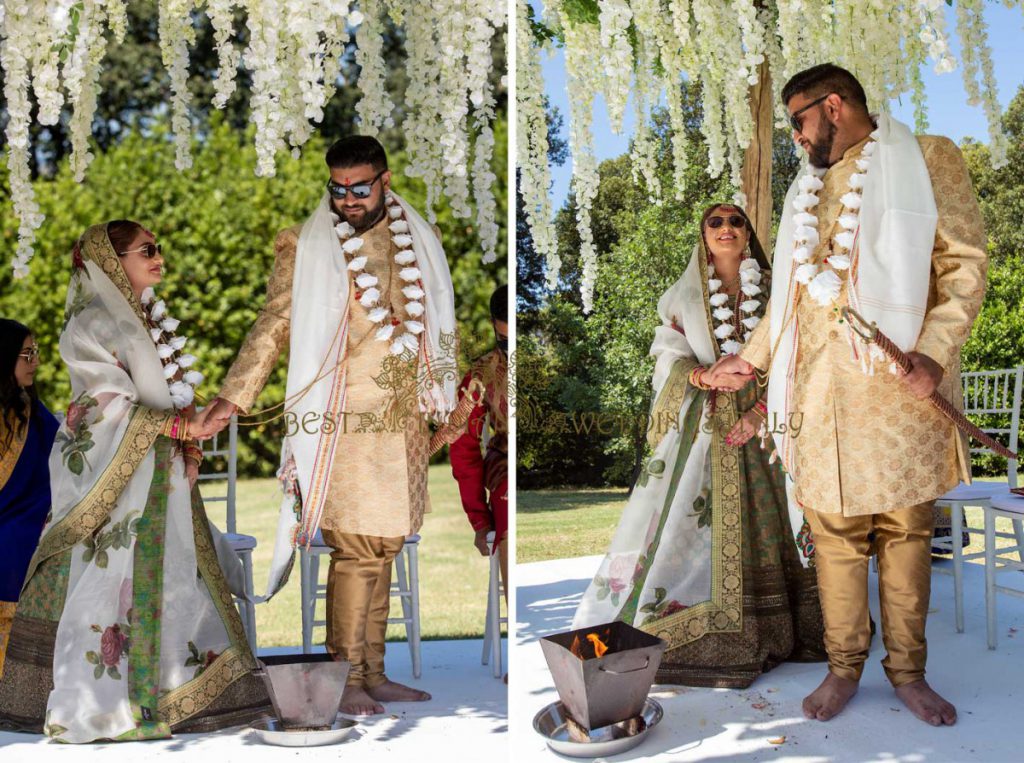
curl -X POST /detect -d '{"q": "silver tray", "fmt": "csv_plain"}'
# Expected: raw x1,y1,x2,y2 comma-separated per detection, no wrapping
533,697,663,758
249,716,358,747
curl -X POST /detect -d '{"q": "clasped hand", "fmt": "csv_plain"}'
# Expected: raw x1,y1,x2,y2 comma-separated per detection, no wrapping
189,397,237,441
703,355,756,392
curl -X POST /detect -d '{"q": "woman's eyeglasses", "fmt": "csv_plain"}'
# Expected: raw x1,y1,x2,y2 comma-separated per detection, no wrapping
326,171,385,200
17,345,40,362
119,243,162,259
706,215,746,229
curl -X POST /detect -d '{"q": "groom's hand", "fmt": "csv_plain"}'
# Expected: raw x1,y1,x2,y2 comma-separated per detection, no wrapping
901,352,943,400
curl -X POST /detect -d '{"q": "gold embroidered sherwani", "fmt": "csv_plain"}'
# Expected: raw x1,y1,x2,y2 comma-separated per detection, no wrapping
220,212,434,688
219,215,430,537
741,135,988,516
740,134,987,686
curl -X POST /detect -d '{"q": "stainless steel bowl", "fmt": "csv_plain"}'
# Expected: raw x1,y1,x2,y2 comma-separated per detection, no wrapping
249,716,358,747
533,697,663,758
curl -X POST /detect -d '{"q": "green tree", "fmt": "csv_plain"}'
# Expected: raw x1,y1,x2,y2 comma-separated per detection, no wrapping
0,112,507,476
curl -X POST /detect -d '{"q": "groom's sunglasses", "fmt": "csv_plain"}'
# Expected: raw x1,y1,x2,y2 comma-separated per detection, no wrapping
706,215,746,229
788,93,833,133
119,243,162,259
327,171,385,200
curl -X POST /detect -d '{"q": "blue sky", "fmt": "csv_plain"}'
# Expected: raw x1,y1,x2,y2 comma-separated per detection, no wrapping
534,1,1024,207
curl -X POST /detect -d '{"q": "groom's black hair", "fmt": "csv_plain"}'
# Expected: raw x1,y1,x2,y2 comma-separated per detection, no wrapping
325,135,389,173
782,63,869,115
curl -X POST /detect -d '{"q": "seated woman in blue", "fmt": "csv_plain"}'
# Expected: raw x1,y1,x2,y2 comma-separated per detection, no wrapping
0,319,59,678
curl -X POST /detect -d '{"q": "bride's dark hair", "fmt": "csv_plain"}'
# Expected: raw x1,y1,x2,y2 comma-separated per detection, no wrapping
107,220,147,256
0,318,38,457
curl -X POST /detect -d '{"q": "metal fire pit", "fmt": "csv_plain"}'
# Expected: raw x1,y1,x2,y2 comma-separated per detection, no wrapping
255,653,351,730
540,620,666,731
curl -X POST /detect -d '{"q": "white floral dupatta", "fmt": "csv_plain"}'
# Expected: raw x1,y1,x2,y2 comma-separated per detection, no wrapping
30,225,254,743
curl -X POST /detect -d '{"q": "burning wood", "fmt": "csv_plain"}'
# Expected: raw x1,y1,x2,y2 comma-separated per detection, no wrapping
569,629,612,660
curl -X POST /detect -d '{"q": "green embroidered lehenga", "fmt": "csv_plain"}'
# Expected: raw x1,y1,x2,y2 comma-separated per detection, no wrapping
574,223,826,689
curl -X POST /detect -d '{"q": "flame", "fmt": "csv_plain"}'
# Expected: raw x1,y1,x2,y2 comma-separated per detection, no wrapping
586,633,609,658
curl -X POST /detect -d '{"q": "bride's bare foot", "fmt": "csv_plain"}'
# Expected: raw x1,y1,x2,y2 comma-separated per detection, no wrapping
802,672,859,721
367,679,431,703
341,685,385,716
894,680,957,726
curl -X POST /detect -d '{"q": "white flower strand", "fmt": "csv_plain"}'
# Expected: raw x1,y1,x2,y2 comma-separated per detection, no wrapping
140,287,204,410
707,257,762,357
336,195,424,356
791,138,877,309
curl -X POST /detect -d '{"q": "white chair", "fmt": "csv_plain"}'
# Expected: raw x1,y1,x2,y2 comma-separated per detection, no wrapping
300,532,422,678
199,415,258,651
932,367,1023,633
481,531,507,678
984,491,1024,649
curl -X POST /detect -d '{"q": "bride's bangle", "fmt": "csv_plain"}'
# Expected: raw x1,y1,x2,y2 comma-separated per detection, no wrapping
689,366,712,390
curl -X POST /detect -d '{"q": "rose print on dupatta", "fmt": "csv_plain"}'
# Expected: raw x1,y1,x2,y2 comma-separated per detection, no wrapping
57,391,101,475
639,588,688,627
185,641,221,679
85,621,132,680
592,554,634,607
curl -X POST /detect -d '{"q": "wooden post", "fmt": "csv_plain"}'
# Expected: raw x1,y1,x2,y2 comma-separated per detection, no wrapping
741,61,774,249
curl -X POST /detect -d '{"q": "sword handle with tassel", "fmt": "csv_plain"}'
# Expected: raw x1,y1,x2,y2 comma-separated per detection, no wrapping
841,307,1017,460
429,378,487,456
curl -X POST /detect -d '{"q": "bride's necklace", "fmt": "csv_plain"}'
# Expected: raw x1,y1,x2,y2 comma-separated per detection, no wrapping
140,288,203,410
708,256,763,356
334,193,426,357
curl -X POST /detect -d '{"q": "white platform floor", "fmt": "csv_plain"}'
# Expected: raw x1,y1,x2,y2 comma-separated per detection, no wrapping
0,637,507,762
512,554,1024,762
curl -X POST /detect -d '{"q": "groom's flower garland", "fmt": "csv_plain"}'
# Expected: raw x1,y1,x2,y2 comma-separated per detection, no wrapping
140,287,204,410
707,256,763,356
334,194,426,357
790,138,877,308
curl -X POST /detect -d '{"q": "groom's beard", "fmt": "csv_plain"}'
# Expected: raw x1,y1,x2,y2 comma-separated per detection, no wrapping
807,120,838,168
334,195,386,233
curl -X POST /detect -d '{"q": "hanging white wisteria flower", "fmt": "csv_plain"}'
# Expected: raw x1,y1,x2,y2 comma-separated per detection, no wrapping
520,0,1017,307
1,1,506,277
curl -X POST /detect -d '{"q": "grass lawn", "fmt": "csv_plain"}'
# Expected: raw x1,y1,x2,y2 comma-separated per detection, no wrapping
201,464,501,648
517,476,1021,565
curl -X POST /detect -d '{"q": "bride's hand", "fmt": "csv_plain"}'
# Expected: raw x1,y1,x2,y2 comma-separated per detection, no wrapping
724,408,762,448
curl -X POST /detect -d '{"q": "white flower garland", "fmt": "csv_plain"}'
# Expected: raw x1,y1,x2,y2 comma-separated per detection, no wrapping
140,287,205,410
708,257,762,356
334,195,426,356
790,138,876,308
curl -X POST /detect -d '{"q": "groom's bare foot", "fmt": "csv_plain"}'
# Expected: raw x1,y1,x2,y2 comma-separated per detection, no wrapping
367,679,431,703
341,686,385,716
802,672,859,721
894,680,957,726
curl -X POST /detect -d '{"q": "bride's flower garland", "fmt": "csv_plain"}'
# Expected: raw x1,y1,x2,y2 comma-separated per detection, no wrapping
334,194,426,357
140,287,204,410
790,138,877,308
707,256,763,356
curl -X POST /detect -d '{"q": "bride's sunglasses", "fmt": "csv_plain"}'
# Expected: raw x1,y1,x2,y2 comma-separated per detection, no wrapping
706,215,746,229
119,243,162,259
327,171,385,200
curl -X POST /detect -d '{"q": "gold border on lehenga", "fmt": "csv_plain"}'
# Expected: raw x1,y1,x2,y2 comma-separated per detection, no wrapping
0,417,27,493
23,407,168,583
158,487,257,726
641,244,744,649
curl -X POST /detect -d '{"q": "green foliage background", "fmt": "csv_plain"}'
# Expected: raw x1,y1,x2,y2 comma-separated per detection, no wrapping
0,115,508,476
518,84,1024,488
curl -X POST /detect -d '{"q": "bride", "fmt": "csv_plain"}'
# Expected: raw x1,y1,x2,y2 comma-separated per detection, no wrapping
0,221,270,742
